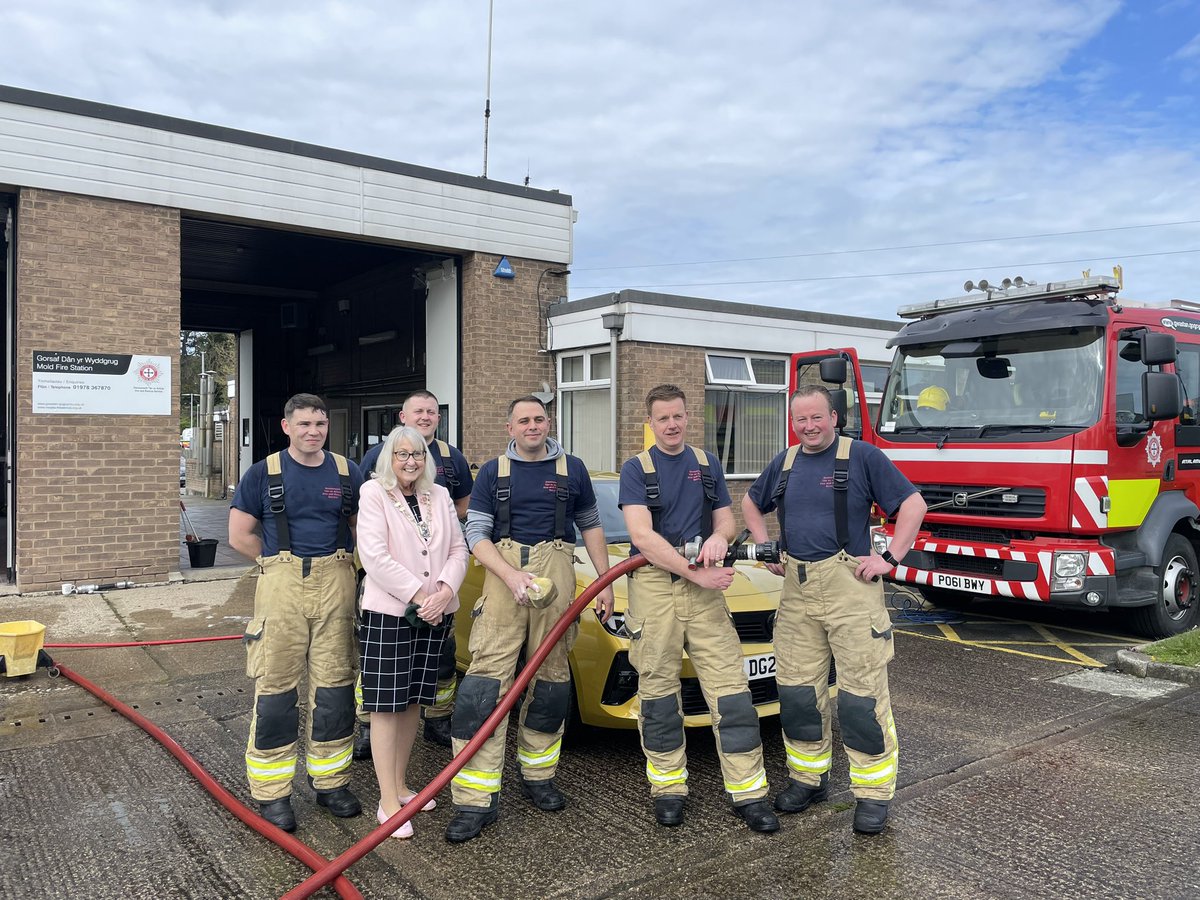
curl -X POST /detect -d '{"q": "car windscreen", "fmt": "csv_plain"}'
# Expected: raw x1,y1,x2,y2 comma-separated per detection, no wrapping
575,479,629,545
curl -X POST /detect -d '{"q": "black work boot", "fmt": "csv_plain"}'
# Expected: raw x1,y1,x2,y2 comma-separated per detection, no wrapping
259,797,297,833
774,774,829,814
734,799,780,833
314,786,363,818
423,715,452,748
653,796,685,827
445,805,499,843
352,723,372,760
853,799,890,834
520,777,567,811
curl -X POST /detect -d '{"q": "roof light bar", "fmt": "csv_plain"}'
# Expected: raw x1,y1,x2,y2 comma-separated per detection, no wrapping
897,275,1122,320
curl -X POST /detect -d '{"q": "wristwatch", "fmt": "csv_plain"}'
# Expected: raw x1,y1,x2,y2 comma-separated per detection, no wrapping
880,549,899,566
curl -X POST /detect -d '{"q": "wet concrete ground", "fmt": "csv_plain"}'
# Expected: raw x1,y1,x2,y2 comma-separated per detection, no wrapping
1,574,1196,899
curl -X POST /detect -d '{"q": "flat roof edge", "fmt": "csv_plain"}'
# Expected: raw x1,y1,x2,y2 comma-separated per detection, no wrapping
554,290,900,331
0,84,573,207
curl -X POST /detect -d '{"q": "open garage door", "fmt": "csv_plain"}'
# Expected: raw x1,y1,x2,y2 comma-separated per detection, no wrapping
180,217,459,480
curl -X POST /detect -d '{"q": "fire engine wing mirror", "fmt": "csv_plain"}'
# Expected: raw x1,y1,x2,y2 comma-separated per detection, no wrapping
829,388,849,429
1143,371,1182,421
1140,332,1176,366
819,356,847,385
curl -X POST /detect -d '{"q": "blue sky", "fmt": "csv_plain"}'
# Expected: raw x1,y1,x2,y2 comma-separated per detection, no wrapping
1,1,1199,319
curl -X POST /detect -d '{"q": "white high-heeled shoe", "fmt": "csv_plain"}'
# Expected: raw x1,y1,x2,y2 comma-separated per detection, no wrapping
398,792,437,812
377,804,414,839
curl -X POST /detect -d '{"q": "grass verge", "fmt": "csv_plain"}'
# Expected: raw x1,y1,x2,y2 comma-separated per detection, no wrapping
1143,628,1200,667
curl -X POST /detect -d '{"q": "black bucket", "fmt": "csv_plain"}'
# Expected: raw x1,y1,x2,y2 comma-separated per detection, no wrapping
186,538,218,568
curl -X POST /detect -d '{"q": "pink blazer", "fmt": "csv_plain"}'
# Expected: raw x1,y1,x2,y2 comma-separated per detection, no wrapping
357,479,468,619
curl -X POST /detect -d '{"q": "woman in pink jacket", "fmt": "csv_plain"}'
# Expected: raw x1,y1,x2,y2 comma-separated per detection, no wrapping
357,425,468,838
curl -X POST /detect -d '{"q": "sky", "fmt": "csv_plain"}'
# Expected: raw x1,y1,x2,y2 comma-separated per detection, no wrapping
3,0,1200,320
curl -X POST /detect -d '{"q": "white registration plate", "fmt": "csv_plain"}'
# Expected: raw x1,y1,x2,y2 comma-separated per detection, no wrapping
931,571,993,594
743,653,776,681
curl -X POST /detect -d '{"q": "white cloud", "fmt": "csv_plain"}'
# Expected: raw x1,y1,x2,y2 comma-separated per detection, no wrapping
3,0,1200,320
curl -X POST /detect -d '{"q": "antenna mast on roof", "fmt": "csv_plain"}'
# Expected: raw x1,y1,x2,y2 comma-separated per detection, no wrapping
482,0,494,179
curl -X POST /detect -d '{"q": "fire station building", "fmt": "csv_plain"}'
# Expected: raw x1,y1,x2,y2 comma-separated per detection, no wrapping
0,85,572,592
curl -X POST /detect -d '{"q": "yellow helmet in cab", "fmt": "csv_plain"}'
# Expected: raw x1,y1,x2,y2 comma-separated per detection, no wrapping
917,385,949,411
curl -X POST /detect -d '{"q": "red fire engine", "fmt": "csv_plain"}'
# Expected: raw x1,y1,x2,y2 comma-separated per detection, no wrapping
792,274,1199,638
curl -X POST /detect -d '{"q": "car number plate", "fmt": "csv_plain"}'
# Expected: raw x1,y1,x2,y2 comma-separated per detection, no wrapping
743,653,776,681
931,571,993,594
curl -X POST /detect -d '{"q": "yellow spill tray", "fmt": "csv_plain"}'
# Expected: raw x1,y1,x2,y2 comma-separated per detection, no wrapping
0,620,46,677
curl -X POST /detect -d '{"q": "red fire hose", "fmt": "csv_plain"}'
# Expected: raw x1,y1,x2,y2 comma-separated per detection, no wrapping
281,553,648,900
52,661,363,900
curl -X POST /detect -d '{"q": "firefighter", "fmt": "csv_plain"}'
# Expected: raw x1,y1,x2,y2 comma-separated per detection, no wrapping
229,393,366,833
742,384,926,834
446,396,615,843
619,384,778,833
354,390,473,757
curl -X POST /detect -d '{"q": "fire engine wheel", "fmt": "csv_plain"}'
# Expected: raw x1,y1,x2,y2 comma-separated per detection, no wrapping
1130,533,1200,639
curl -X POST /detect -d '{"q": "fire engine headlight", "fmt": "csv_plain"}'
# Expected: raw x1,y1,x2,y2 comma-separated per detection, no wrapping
599,611,629,638
1053,552,1087,578
871,530,889,555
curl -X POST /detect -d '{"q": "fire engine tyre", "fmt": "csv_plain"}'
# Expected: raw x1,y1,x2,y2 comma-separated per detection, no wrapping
1129,533,1200,639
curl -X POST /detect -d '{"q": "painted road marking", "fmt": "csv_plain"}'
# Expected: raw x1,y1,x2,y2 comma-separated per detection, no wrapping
891,608,1138,668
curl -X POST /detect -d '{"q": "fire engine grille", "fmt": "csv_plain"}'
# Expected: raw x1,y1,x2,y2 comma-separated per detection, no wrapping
928,552,1006,578
918,484,1045,518
926,525,1032,546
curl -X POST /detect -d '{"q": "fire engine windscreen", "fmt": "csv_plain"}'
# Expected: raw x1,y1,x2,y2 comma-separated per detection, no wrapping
880,327,1105,431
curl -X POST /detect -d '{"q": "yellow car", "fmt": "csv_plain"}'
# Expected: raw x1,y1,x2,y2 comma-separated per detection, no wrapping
455,474,789,730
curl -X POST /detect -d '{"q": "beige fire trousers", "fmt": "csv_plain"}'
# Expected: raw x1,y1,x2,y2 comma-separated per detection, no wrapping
450,538,577,809
244,550,357,802
774,551,898,801
626,566,769,804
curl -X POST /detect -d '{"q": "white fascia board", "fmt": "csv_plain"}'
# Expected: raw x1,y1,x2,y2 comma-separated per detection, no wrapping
550,301,896,361
0,99,571,262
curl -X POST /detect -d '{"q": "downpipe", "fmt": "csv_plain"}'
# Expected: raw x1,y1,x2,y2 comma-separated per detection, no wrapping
282,552,650,900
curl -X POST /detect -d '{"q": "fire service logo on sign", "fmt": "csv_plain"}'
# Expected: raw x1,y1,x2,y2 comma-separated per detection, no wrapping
32,350,171,415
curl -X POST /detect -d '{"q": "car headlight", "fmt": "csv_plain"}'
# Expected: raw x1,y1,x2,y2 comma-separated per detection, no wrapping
599,610,629,638
1053,552,1086,578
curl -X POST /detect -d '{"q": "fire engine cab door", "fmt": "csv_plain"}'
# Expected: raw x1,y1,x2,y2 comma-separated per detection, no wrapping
789,348,877,443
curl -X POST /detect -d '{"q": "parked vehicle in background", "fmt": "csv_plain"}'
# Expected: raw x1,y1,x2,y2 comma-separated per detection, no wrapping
179,456,187,488
794,274,1199,638
455,474,790,730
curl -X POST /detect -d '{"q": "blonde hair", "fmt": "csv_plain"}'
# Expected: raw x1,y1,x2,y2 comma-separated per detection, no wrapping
373,426,435,493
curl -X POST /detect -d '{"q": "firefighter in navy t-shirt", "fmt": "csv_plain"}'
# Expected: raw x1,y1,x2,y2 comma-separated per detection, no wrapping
618,383,778,833
743,384,926,835
445,396,614,843
229,393,366,834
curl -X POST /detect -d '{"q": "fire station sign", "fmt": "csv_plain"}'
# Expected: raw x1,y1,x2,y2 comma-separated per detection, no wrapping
32,351,171,415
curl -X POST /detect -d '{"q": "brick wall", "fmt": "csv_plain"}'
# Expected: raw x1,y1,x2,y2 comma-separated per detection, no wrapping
15,189,180,591
459,253,558,464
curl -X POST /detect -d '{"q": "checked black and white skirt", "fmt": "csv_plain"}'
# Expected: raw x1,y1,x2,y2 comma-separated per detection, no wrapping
358,609,450,712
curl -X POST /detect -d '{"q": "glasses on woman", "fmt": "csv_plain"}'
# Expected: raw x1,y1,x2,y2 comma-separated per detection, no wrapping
393,449,427,462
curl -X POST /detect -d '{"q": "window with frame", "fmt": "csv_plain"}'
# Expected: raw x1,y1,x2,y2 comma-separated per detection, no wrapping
704,353,787,476
558,349,612,471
